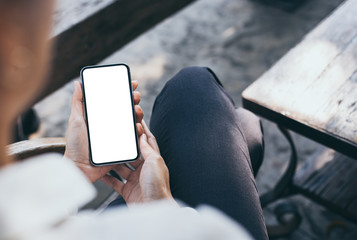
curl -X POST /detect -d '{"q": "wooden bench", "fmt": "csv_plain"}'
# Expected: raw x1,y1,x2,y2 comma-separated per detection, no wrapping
242,0,357,223
37,0,196,103
294,149,357,221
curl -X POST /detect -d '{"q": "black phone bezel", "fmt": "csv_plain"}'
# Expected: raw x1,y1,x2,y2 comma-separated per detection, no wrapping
80,63,140,166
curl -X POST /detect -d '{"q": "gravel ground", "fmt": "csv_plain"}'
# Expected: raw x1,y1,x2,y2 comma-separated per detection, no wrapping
34,0,357,239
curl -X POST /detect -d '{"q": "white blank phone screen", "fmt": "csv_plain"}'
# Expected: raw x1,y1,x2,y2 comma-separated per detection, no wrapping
82,65,138,165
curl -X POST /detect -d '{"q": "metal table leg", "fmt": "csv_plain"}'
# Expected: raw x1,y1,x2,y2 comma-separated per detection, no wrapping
260,125,302,238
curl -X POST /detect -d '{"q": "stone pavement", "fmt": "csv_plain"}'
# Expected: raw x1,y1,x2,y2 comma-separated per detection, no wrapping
34,0,357,239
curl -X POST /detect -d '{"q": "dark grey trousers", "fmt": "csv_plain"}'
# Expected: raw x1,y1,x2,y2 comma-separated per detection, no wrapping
110,67,268,240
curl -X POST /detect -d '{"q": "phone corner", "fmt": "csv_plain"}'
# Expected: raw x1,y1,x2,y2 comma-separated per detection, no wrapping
134,151,140,161
88,157,100,167
80,66,90,76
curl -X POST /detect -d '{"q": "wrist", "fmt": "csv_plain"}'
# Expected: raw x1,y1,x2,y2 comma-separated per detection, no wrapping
145,188,178,206
165,195,179,207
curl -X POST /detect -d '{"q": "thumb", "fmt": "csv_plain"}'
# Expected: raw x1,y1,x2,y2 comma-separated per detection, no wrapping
70,81,84,117
139,134,157,161
72,81,83,103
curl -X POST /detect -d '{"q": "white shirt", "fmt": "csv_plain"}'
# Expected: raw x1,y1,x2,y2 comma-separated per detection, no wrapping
0,154,252,240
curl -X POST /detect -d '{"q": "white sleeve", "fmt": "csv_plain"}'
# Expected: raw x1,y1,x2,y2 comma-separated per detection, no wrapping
30,201,253,240
0,153,96,239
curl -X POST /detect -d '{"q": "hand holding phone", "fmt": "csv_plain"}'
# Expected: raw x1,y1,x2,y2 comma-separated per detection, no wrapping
102,121,177,205
64,64,175,204
64,64,143,182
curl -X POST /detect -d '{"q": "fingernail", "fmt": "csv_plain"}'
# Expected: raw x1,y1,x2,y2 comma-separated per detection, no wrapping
142,133,147,141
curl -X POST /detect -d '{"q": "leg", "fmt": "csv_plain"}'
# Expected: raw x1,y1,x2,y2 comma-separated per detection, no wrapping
236,108,264,177
150,67,268,240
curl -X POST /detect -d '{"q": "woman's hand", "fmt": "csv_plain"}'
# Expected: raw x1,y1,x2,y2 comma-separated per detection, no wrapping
102,121,177,205
64,81,144,183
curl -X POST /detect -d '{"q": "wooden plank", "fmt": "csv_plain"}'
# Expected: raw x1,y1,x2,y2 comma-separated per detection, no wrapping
314,160,351,196
242,0,357,159
347,198,357,216
293,149,357,222
252,0,307,12
307,160,346,195
293,148,335,186
37,0,196,102
7,138,66,160
334,177,357,208
53,0,115,37
320,160,356,201
303,160,341,193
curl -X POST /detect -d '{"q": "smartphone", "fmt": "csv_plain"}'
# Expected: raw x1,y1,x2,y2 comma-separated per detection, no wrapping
81,63,139,166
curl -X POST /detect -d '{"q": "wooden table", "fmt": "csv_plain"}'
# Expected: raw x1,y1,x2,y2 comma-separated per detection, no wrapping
242,0,357,222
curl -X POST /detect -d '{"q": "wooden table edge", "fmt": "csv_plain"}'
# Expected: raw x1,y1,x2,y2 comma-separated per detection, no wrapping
242,97,357,161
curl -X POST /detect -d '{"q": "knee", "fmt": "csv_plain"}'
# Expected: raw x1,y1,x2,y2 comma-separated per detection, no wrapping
151,66,225,119
179,66,214,75
178,66,212,80
165,66,221,93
